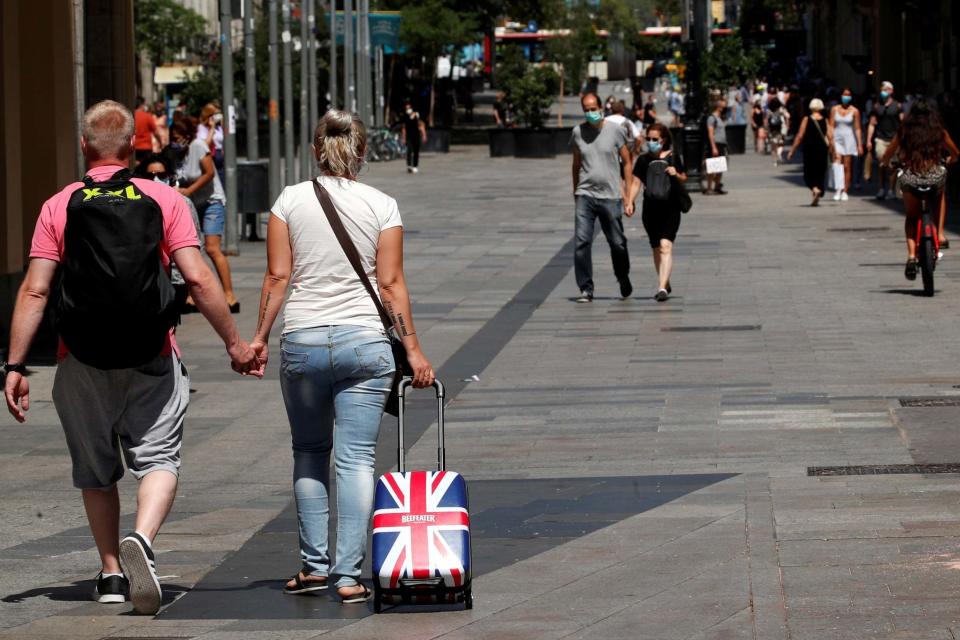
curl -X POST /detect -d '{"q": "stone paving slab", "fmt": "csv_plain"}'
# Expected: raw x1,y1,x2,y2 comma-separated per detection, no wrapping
4,146,960,638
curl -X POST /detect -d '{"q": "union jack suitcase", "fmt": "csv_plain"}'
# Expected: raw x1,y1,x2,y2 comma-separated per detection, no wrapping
371,379,473,612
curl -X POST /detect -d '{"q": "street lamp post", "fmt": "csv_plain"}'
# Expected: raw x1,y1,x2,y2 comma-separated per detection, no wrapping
329,0,338,110
268,0,281,201
681,0,711,191
282,2,296,186
220,0,239,254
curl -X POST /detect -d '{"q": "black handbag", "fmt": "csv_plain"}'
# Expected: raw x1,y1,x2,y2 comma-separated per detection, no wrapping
674,180,693,213
313,180,413,416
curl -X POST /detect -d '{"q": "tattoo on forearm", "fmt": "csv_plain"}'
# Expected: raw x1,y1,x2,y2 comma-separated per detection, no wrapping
257,293,271,333
396,313,414,337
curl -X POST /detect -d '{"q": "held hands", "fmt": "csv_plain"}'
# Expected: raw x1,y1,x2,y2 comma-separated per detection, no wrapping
624,199,635,217
250,338,269,372
665,166,678,177
406,347,435,389
4,373,30,423
228,339,264,378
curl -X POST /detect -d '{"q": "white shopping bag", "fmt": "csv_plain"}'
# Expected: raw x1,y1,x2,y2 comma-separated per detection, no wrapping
829,163,845,191
705,156,728,174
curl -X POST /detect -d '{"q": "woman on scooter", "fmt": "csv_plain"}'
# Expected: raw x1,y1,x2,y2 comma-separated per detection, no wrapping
880,99,959,280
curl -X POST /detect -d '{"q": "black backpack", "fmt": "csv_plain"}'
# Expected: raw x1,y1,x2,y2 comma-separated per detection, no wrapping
645,158,673,201
57,169,179,369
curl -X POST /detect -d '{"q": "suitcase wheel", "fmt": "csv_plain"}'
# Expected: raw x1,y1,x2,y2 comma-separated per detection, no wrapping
373,585,382,613
464,587,473,610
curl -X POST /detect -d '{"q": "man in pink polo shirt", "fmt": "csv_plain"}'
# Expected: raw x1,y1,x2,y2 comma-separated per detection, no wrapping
4,100,262,614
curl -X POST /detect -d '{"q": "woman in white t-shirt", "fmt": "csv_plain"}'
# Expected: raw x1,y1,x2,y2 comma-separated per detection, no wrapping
250,110,434,604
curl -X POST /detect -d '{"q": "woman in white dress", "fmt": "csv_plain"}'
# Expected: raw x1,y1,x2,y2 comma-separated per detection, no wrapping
827,88,864,200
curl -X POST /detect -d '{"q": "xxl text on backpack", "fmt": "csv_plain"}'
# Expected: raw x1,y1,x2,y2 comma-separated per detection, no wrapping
645,158,673,201
57,169,179,369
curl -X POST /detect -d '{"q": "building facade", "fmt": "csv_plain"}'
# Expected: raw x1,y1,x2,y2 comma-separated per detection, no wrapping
806,0,958,97
1,0,135,359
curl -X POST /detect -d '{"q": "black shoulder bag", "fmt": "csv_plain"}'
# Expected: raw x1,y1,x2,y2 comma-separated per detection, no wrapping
669,154,693,214
312,180,412,416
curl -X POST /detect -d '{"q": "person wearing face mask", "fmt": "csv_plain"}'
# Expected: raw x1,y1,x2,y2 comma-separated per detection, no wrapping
570,93,634,303
867,81,903,201
134,153,204,306
704,97,729,195
627,123,687,302
197,103,226,188
827,88,864,201
169,118,239,313
400,99,427,174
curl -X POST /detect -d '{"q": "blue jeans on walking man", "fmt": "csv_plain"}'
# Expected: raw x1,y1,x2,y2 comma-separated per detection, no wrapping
279,324,395,589
574,195,630,296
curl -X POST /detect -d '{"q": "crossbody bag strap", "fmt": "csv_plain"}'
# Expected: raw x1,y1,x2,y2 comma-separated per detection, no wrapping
312,179,394,332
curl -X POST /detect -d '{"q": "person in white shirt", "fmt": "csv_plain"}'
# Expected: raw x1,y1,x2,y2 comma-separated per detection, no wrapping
605,100,643,161
250,110,435,604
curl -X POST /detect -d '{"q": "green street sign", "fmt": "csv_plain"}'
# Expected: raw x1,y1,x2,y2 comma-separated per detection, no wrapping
335,11,403,53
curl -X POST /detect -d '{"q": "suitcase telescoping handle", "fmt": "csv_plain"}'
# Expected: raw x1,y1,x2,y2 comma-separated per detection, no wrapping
396,378,445,473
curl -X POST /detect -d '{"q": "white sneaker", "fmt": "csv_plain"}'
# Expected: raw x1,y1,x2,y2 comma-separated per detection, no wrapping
833,191,842,201
840,191,849,201
412,167,419,174
875,189,887,200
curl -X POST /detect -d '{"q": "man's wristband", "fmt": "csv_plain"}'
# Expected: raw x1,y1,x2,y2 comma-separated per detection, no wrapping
3,362,27,376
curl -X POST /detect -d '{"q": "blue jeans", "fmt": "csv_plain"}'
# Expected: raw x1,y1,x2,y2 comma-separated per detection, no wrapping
280,325,396,588
199,200,226,236
574,195,630,295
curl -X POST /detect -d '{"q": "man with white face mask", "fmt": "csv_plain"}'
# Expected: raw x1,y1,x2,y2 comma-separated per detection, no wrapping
867,81,903,200
570,93,634,303
400,99,427,174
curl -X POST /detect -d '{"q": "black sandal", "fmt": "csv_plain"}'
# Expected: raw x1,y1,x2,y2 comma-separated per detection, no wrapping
283,572,328,595
339,583,372,604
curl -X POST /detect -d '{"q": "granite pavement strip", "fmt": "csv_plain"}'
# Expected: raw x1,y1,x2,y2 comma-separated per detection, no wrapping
3,147,960,639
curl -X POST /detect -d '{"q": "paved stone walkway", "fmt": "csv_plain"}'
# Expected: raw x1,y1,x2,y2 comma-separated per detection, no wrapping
4,145,960,639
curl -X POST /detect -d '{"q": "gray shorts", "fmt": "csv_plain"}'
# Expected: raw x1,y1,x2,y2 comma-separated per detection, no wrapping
52,352,190,489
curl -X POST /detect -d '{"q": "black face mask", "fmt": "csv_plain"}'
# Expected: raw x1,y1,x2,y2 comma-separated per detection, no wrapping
167,142,188,161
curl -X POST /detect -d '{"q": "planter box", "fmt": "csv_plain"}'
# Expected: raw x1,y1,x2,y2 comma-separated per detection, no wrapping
725,124,747,154
552,127,573,155
488,129,516,157
514,129,556,158
423,127,451,153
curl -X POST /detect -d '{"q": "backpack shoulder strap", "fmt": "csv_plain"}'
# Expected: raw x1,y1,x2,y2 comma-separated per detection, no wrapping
110,168,133,182
312,180,394,332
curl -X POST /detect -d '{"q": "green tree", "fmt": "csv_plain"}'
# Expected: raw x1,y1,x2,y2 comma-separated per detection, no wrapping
134,0,208,65
547,0,601,95
399,0,477,124
700,34,766,92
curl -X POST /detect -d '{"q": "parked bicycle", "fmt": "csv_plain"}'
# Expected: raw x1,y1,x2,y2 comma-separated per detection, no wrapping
366,127,406,163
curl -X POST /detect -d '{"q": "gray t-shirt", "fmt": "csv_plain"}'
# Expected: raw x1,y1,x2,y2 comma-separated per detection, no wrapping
178,138,226,206
707,114,727,145
571,121,629,200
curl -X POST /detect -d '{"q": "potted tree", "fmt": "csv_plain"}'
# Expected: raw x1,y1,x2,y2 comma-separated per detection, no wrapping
700,35,766,155
510,65,561,158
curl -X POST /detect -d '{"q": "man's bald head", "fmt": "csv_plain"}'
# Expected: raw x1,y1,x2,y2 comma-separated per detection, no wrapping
581,93,600,111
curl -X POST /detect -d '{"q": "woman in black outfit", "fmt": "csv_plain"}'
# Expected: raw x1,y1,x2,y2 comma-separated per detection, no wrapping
751,99,766,153
627,123,687,302
787,98,831,206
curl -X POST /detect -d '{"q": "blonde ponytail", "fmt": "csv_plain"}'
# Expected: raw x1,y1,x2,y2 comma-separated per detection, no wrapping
314,110,366,178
